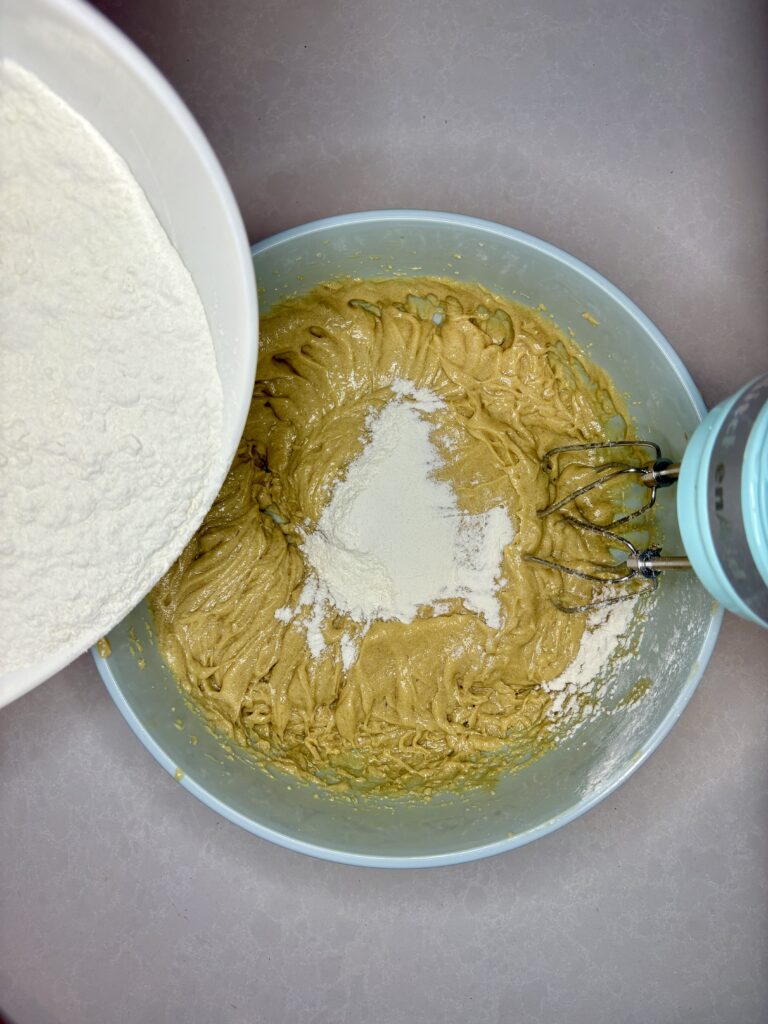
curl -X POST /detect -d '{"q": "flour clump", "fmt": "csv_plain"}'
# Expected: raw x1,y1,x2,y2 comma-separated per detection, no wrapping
289,380,514,653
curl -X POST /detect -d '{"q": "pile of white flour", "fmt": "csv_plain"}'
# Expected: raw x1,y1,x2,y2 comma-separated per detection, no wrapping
279,381,514,663
0,61,223,674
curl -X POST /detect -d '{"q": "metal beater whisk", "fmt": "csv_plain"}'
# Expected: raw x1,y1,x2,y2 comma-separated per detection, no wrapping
525,440,691,613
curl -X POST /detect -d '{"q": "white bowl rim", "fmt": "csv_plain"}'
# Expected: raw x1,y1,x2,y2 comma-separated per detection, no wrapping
95,209,724,868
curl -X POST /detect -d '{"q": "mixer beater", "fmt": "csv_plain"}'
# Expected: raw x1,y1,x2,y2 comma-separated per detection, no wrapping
525,441,691,613
526,374,768,627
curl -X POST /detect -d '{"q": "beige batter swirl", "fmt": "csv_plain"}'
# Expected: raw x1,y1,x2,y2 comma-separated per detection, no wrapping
151,278,636,795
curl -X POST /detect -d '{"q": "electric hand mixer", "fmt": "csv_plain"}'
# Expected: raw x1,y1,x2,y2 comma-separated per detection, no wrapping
526,373,768,627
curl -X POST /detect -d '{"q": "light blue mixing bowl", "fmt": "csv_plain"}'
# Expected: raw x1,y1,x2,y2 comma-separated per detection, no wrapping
94,211,723,867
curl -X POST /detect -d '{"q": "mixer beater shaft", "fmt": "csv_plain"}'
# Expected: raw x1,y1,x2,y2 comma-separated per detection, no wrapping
526,440,691,612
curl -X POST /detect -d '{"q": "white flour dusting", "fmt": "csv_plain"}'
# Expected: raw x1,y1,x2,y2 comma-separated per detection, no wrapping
340,633,359,672
279,380,514,659
544,598,638,736
0,61,223,674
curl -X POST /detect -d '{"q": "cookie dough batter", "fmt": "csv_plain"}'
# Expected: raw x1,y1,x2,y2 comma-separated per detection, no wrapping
151,278,635,795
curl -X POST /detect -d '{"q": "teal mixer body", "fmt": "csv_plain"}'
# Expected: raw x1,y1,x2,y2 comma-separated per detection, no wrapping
677,374,768,628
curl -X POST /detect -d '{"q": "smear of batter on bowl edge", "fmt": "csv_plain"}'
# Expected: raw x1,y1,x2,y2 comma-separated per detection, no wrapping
151,277,647,796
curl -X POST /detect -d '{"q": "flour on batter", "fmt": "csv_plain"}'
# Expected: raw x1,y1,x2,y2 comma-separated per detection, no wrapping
284,379,514,656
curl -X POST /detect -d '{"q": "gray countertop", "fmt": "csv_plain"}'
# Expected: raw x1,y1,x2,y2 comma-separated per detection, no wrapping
3,2,768,1021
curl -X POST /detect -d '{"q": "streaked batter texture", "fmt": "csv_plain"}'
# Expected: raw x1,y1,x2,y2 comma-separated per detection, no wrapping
151,278,634,795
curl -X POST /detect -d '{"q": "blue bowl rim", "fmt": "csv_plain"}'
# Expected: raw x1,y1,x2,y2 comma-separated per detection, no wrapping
94,209,724,868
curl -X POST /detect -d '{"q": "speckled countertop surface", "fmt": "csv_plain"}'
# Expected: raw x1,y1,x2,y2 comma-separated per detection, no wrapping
2,2,768,1022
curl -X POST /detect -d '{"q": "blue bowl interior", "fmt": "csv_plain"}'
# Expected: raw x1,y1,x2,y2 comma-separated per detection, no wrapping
96,212,722,867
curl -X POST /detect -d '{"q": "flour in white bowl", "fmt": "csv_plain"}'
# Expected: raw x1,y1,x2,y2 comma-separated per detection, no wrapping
0,61,223,674
280,380,514,659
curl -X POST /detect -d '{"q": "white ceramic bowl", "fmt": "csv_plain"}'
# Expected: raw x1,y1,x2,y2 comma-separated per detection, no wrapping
0,0,258,706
